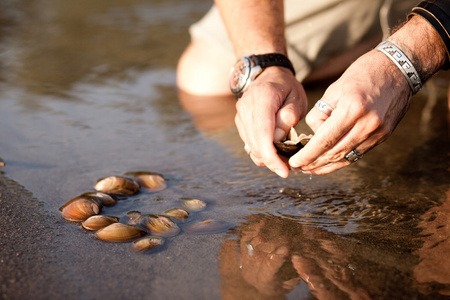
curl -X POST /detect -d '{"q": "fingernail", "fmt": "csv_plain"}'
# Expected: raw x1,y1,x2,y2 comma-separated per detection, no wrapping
273,128,286,142
274,169,287,178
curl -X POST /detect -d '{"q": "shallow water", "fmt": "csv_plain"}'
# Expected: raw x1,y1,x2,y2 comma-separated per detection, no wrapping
0,1,449,299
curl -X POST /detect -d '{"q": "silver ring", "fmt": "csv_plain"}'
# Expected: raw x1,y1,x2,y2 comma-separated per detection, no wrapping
314,100,334,116
344,149,363,163
244,143,251,155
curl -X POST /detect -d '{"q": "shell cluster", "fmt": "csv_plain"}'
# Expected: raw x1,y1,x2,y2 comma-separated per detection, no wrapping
59,171,232,253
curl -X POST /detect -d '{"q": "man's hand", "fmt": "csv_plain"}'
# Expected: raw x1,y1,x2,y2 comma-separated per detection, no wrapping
235,67,308,178
290,15,448,175
288,49,411,174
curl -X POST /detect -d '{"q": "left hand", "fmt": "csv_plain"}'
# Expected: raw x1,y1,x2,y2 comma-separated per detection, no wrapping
289,49,412,175
235,66,308,178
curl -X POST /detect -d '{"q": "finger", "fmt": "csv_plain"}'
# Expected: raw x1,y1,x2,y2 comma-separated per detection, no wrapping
274,91,307,142
299,161,350,175
299,132,388,176
258,246,290,283
289,107,355,168
249,152,265,167
282,278,301,291
305,104,329,133
298,118,386,172
249,100,292,177
235,96,270,160
250,118,290,178
235,108,289,173
235,113,247,144
236,113,265,166
306,96,339,132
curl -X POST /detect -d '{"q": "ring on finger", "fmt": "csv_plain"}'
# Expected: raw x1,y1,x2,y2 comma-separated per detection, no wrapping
344,148,363,163
314,100,334,116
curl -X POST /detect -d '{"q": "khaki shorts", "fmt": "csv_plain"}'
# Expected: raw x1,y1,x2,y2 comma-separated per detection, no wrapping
190,0,418,81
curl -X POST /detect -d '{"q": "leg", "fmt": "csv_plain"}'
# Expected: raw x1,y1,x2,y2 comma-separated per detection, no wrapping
176,39,234,96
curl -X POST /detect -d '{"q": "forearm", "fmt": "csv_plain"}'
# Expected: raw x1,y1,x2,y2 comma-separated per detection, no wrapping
214,0,287,57
387,15,448,83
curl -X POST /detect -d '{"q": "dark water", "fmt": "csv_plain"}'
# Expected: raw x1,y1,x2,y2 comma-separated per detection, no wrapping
0,1,449,299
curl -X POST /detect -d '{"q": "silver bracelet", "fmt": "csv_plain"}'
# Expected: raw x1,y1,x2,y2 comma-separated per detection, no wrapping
376,40,422,94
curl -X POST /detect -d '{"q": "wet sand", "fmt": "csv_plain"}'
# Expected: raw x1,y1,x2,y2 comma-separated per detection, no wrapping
0,1,449,299
0,175,63,299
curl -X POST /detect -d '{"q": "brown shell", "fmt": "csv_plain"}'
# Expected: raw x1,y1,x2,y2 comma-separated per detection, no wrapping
274,127,312,157
94,176,140,196
182,219,233,235
81,192,117,206
125,171,167,193
180,198,206,212
164,208,189,220
59,196,102,222
139,214,180,237
0,157,4,167
124,210,142,225
95,223,147,242
132,236,165,252
81,215,119,231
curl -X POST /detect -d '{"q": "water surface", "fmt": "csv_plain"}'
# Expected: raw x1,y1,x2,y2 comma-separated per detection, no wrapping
0,1,449,299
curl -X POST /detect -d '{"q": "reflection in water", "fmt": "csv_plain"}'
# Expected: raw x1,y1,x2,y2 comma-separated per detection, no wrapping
220,192,450,299
414,191,450,296
215,126,450,299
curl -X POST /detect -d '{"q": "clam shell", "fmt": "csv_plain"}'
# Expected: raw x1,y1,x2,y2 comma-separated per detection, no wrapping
124,210,142,225
181,198,207,212
95,223,147,242
182,219,233,235
81,215,119,231
81,192,117,206
132,236,165,253
139,214,180,237
274,127,312,157
94,176,140,196
59,196,103,222
125,171,167,192
164,208,189,221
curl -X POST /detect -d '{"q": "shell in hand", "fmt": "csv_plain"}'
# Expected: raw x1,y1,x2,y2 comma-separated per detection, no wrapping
274,127,312,157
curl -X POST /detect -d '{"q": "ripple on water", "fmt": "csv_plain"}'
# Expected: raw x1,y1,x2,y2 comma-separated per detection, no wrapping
243,184,440,236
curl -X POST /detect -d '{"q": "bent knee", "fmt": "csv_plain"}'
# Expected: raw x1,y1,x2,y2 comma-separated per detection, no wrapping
176,39,234,96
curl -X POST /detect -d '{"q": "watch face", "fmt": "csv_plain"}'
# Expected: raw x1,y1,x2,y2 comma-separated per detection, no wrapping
229,57,251,94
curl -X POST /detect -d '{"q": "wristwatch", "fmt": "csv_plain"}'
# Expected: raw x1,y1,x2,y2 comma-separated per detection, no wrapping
229,53,296,99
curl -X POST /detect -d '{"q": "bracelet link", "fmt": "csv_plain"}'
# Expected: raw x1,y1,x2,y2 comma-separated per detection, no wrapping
376,41,423,94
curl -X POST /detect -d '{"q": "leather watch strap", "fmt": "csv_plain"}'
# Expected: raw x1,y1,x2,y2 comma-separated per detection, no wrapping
252,53,296,76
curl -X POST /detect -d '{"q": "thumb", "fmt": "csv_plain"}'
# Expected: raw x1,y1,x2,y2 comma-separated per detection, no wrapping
274,95,306,142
